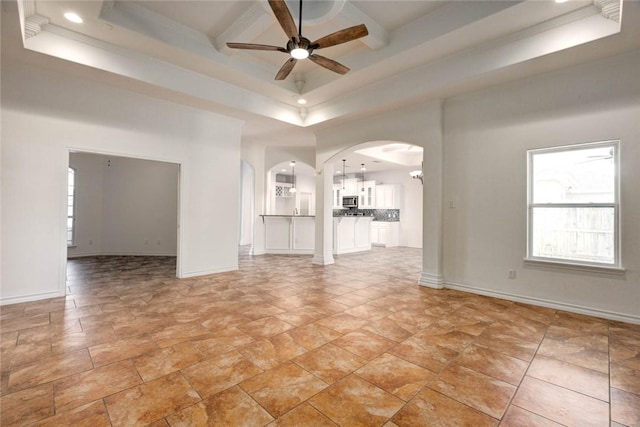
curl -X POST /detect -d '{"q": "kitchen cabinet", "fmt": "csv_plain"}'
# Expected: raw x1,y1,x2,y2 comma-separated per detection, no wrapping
332,185,342,209
358,180,376,209
375,184,401,209
263,216,315,254
340,178,359,196
371,221,400,247
333,216,373,254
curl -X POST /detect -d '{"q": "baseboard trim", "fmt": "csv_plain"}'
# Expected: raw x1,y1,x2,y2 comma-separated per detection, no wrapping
419,272,445,289
264,249,314,255
445,281,640,325
68,251,177,258
312,255,335,266
179,265,238,278
1,290,65,306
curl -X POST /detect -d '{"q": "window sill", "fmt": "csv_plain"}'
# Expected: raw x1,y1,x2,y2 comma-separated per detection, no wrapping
524,258,625,276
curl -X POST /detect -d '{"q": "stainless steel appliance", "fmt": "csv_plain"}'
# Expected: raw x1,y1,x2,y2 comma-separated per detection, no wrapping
342,195,358,208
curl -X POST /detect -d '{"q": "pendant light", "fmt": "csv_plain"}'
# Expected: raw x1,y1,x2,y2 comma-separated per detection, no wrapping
289,161,297,193
361,163,366,191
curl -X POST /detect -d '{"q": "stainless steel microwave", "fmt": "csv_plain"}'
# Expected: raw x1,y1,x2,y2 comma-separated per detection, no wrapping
342,195,358,208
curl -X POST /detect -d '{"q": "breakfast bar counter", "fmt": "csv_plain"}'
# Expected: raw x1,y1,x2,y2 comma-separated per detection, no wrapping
260,215,315,255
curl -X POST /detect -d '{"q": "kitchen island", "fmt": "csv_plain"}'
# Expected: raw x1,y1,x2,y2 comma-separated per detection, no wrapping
260,214,374,256
260,215,315,255
333,216,373,254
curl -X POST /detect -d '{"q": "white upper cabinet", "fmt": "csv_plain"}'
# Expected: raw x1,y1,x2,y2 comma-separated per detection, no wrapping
332,184,342,209
341,178,359,196
375,184,401,209
359,180,376,209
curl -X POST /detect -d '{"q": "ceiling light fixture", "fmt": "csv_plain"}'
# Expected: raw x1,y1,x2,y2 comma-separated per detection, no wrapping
297,98,307,105
554,0,568,3
291,48,309,60
410,162,424,185
64,12,83,24
226,0,368,80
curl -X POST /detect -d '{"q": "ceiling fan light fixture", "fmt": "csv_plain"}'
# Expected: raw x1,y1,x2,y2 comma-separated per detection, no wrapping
291,48,309,59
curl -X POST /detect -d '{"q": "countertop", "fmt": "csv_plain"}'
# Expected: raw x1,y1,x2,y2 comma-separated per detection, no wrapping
259,215,315,218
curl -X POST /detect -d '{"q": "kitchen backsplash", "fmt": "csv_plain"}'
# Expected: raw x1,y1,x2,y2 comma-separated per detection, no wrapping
333,209,400,221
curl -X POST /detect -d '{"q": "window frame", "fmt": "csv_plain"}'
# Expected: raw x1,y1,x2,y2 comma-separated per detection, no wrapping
67,167,76,247
526,140,621,270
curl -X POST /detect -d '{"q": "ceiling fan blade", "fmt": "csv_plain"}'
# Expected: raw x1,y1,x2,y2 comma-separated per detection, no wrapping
269,0,299,41
226,43,286,52
275,58,297,80
309,54,349,75
311,24,368,49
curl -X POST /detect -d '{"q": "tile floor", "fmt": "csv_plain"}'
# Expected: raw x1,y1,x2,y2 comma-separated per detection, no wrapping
1,247,639,426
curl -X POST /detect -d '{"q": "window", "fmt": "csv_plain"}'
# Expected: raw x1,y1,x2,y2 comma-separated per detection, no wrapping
527,141,619,267
67,167,76,246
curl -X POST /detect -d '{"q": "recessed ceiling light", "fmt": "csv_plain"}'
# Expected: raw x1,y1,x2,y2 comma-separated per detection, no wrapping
297,98,307,105
554,0,568,3
64,12,83,24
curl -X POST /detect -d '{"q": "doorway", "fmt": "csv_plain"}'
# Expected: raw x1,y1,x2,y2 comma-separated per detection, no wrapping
66,151,181,284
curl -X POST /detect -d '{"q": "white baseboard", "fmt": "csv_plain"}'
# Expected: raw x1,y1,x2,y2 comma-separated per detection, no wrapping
419,272,445,289
1,290,65,306
68,251,177,258
179,265,238,278
264,249,314,255
445,280,640,325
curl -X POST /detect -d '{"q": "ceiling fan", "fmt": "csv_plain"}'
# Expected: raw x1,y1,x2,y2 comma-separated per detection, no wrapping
227,0,368,80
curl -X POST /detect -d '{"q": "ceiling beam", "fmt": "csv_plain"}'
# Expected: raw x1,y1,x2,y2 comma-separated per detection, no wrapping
331,1,389,50
215,2,276,55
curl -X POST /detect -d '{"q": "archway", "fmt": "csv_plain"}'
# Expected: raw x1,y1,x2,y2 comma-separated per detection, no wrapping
266,160,316,216
320,141,424,262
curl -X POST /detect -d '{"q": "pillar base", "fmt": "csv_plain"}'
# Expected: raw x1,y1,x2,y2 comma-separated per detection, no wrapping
418,271,445,289
312,254,335,266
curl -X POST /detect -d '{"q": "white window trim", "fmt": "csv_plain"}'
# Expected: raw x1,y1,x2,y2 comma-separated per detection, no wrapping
525,140,622,271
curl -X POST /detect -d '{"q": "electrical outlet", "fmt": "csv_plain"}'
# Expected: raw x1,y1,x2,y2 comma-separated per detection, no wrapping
508,270,516,279
449,201,456,208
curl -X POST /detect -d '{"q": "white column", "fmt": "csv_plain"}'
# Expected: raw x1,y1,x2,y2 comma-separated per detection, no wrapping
313,162,335,265
419,101,445,288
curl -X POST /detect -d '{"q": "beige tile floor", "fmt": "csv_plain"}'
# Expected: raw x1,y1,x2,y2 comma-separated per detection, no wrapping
1,247,639,426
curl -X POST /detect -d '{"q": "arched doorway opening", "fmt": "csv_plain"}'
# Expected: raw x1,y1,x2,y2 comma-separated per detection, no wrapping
266,160,316,216
317,140,424,268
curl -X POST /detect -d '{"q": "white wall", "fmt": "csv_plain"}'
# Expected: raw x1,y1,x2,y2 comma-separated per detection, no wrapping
368,167,423,248
68,153,179,257
240,160,254,246
1,60,242,304
443,50,640,322
241,142,267,255
68,153,104,256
